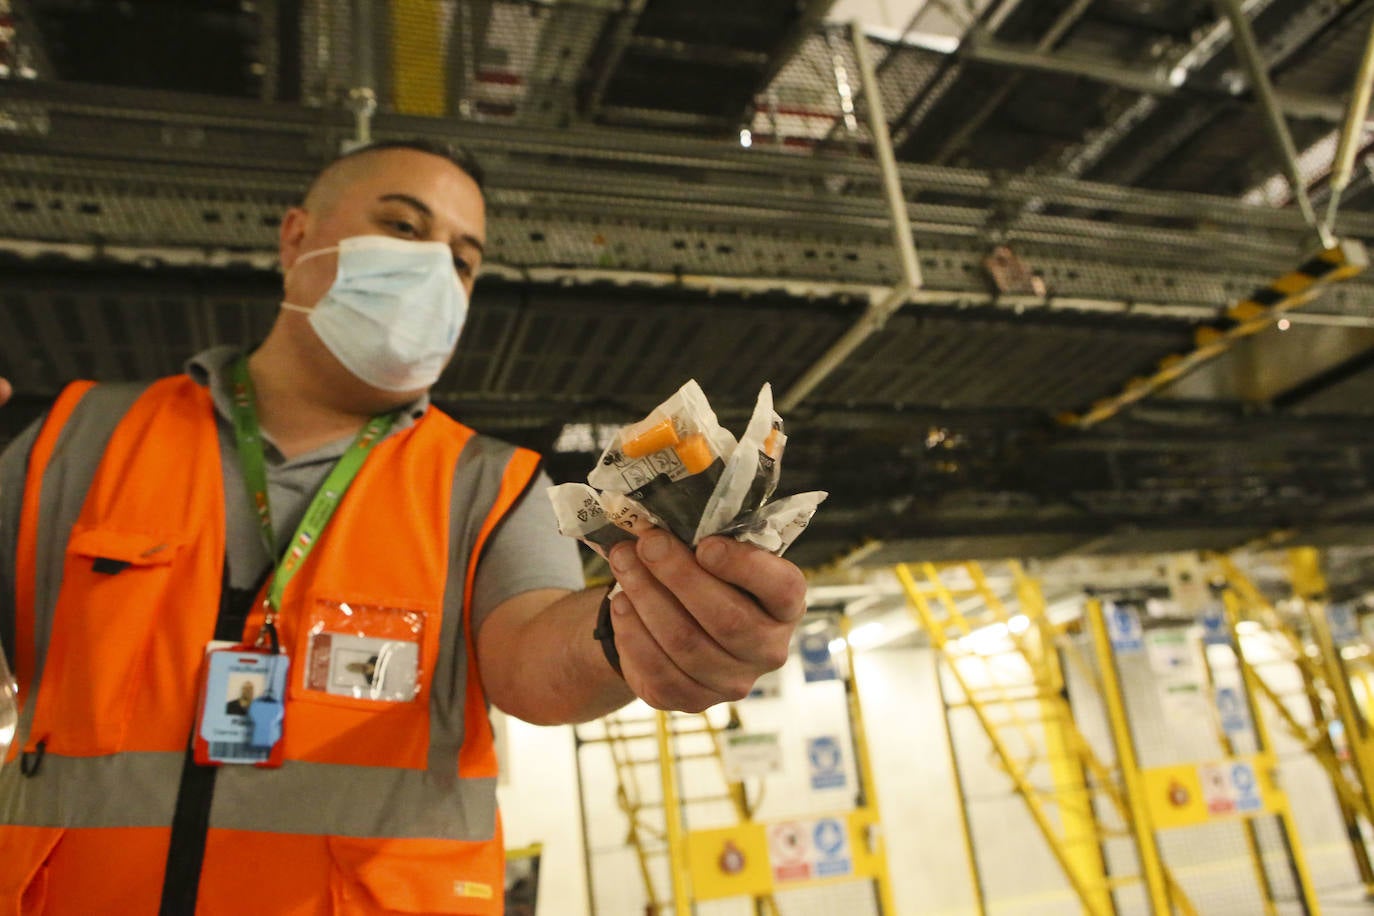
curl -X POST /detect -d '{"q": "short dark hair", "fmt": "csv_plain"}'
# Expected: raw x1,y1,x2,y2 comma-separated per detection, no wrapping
313,138,486,195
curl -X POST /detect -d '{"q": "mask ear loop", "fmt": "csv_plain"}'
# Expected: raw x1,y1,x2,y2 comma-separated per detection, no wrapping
280,244,339,314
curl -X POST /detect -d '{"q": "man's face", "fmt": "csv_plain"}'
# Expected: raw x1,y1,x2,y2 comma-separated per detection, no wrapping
280,148,488,316
239,682,254,702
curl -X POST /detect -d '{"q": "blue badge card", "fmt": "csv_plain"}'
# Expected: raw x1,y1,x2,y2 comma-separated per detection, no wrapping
195,649,290,766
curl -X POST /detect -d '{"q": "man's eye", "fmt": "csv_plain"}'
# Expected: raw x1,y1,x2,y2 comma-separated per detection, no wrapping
453,256,471,273
389,219,418,236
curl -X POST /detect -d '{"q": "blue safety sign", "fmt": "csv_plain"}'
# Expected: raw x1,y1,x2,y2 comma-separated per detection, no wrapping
1200,605,1230,647
812,817,851,878
807,736,846,790
1106,603,1144,653
1231,761,1262,813
799,631,839,683
1215,687,1249,737
1328,604,1362,646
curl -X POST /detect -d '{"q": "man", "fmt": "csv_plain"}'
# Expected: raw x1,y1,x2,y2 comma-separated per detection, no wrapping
0,140,806,913
223,681,255,718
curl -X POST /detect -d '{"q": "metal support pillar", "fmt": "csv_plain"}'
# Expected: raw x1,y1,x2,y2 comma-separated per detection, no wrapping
931,0,1097,166
1199,616,1279,916
655,711,693,915
935,657,989,915
390,0,447,117
778,21,922,412
1084,598,1174,914
1223,589,1323,914
838,614,898,915
1213,0,1330,246
1033,620,1114,913
1292,547,1374,809
1323,15,1374,235
572,730,600,916
850,22,922,294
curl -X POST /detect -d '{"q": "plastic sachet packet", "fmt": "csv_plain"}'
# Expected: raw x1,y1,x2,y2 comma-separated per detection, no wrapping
550,379,826,560
587,380,736,544
713,492,826,556
694,383,786,544
547,483,637,559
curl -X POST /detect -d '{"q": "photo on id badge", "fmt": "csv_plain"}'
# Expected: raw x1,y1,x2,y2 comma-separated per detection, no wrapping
225,674,265,717
307,631,420,701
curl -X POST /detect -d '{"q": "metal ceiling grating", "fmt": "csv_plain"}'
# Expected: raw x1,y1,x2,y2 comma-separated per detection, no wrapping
443,284,849,408
810,311,1195,410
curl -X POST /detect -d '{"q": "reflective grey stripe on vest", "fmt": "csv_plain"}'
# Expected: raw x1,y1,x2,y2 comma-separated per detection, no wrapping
0,751,183,828
213,763,498,840
0,753,496,841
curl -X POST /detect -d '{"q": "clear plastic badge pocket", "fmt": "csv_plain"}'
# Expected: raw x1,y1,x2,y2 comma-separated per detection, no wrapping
301,600,426,704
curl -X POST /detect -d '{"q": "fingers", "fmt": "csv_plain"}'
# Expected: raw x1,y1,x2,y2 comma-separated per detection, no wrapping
693,536,808,625
608,592,728,713
607,529,804,708
0,378,10,408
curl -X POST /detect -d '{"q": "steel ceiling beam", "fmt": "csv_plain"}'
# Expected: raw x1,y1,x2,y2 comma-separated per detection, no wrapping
788,17,985,409
5,0,56,79
929,0,1098,165
5,78,1368,240
959,34,1361,126
1323,13,1374,234
520,3,613,126
582,0,648,118
1056,0,1353,183
816,2,949,150
1212,0,1328,245
440,0,494,117
740,0,840,124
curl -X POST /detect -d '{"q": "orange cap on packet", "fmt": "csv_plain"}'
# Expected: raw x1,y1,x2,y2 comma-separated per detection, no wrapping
673,434,713,474
621,417,679,458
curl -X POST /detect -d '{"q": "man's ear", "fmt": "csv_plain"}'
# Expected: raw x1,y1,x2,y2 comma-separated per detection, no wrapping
279,207,310,270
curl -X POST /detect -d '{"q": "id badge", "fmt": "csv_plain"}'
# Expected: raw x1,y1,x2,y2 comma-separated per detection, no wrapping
193,645,290,767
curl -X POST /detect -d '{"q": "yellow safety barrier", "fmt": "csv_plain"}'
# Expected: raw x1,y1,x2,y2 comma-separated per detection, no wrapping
1061,239,1367,428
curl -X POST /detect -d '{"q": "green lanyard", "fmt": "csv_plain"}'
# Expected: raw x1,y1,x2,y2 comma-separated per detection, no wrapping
229,356,398,649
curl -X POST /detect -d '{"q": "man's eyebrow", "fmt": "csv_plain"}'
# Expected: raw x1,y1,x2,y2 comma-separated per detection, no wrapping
377,193,433,217
377,192,485,255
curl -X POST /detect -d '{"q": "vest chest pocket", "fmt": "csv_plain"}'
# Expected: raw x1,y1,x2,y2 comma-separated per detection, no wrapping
28,528,185,758
285,597,440,769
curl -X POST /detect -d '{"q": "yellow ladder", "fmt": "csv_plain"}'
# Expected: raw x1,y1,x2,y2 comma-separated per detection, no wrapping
581,706,781,915
1212,549,1374,893
896,560,1198,915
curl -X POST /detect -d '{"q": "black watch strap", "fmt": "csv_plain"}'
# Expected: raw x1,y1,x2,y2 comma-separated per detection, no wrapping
592,587,623,677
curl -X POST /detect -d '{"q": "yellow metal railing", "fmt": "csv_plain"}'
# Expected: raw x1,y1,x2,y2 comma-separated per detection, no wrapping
895,563,1198,911
1212,550,1374,894
896,561,1202,915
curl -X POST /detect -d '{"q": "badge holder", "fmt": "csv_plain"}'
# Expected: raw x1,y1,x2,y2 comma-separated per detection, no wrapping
192,619,289,768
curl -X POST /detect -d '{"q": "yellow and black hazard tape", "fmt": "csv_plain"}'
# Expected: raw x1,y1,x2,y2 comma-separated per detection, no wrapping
1222,243,1367,324
1059,239,1368,429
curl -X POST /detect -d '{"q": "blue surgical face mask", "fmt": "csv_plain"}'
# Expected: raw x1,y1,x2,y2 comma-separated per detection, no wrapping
282,235,468,392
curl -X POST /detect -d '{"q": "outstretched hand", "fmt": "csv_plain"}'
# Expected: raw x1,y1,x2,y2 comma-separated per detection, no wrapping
607,529,808,713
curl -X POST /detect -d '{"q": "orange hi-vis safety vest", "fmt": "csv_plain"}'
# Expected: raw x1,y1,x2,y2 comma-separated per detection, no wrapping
1,376,543,914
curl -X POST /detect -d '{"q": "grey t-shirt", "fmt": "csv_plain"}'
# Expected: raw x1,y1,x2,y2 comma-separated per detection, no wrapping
0,346,585,663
